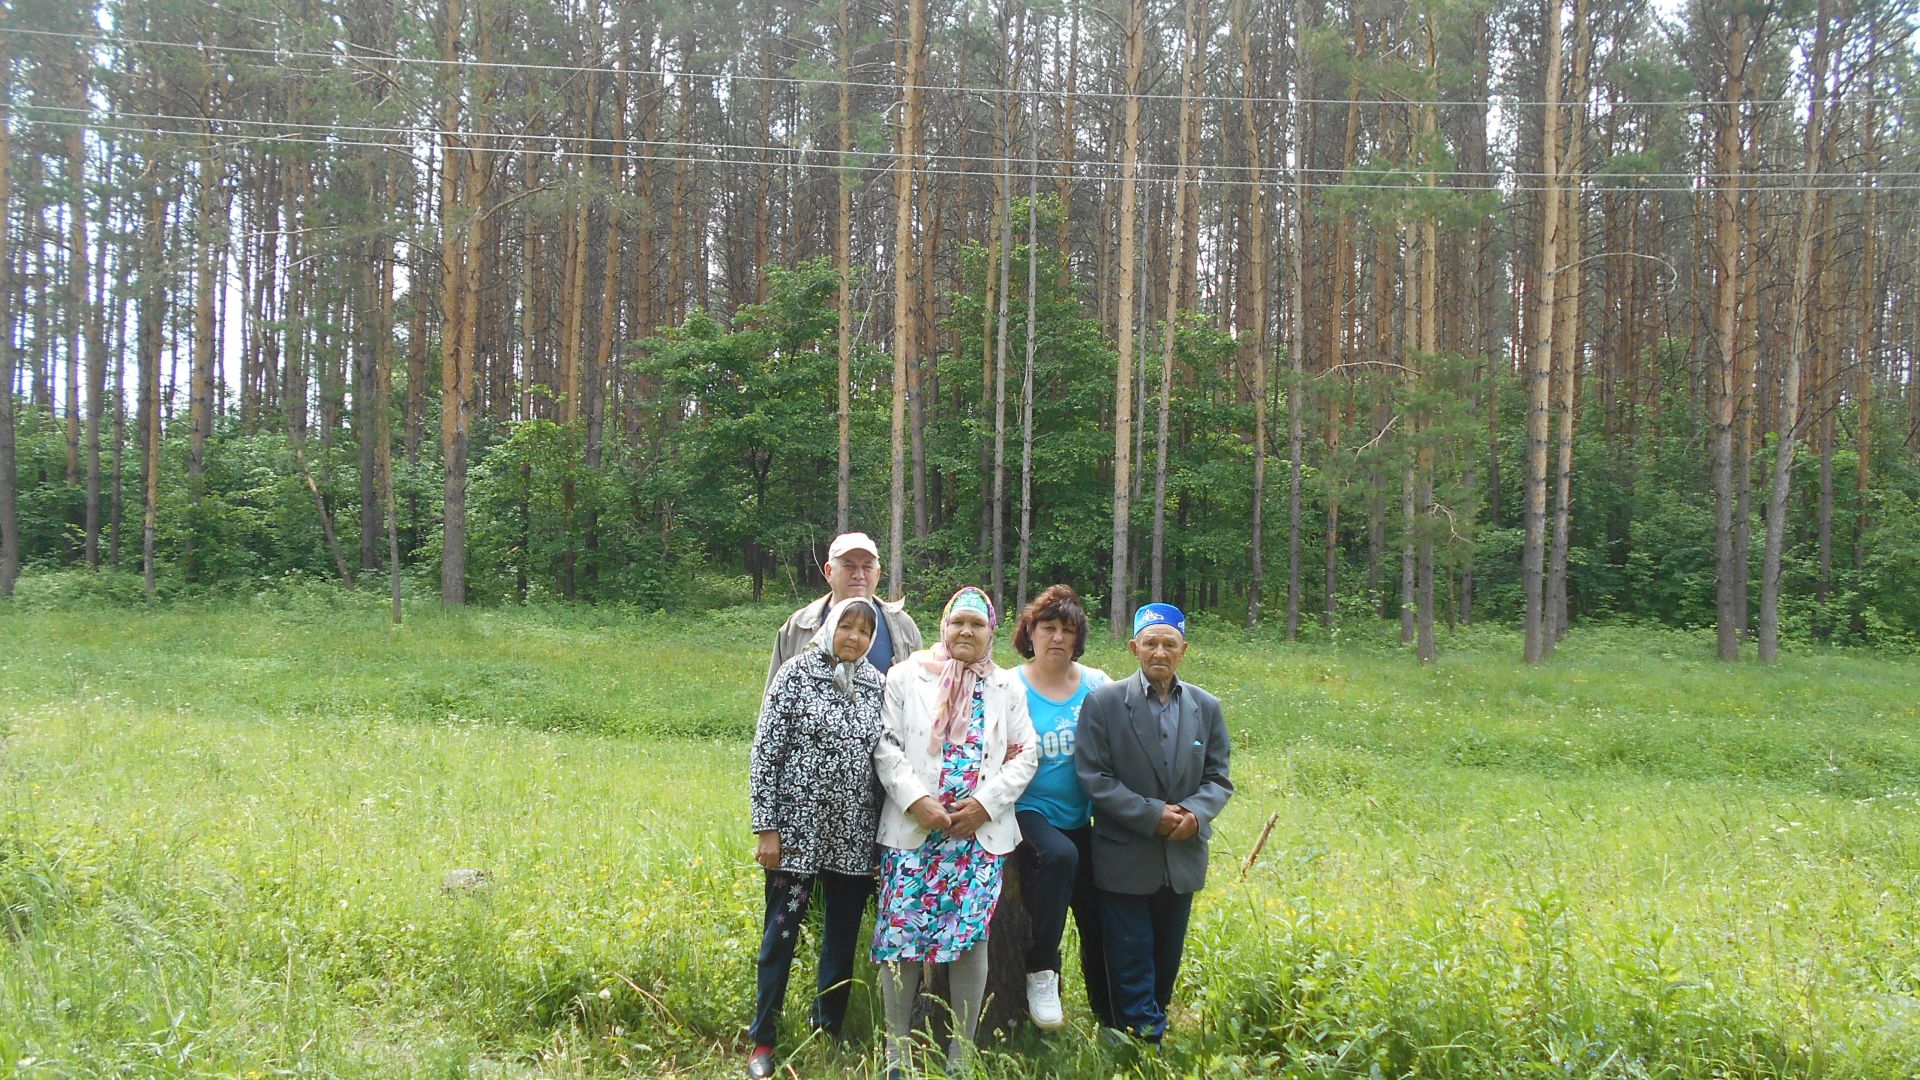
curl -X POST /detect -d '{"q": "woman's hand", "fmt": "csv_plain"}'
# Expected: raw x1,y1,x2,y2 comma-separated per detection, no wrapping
754,830,782,870
944,797,989,838
907,796,954,832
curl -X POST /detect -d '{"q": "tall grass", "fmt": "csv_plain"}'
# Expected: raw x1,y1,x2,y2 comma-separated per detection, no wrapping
2,599,1918,1076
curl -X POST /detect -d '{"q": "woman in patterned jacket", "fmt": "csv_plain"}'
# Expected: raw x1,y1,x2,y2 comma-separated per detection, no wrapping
746,597,886,1080
871,587,1039,1078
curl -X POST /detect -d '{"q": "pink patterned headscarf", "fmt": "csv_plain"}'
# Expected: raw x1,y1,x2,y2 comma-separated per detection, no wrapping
913,587,998,751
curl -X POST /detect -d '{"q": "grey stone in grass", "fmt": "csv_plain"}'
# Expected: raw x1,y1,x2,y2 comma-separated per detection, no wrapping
441,868,493,895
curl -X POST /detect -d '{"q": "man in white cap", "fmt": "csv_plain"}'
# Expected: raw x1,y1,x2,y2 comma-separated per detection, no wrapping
765,531,922,692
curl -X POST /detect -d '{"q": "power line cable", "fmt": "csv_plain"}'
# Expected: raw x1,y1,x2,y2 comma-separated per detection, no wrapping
23,108,1920,194
15,25,1920,111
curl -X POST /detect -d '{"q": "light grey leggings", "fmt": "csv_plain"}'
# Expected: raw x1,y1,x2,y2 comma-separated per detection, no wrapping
880,945,989,1068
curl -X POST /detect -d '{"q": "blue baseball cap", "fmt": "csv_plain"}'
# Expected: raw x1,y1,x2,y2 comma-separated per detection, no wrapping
1132,603,1186,638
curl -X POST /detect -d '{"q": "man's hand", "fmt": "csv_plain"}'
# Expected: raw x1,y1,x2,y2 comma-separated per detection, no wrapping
1167,804,1200,842
1155,804,1185,836
908,796,954,832
945,797,989,838
754,830,782,870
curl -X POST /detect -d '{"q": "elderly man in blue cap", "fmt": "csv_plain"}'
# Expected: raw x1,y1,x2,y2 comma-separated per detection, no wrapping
1073,603,1233,1044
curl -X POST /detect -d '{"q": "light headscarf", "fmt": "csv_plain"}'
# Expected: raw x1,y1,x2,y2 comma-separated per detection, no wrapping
912,587,998,751
811,597,879,698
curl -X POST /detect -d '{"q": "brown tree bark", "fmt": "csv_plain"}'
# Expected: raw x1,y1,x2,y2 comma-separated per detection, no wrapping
62,53,107,568
1108,0,1143,635
1708,8,1750,661
835,0,854,534
1544,1,1591,652
889,0,925,598
1760,0,1832,661
140,180,165,598
1236,0,1272,631
1150,0,1204,602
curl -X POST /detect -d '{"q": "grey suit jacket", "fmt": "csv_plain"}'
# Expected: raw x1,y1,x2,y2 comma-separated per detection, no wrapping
1074,671,1232,895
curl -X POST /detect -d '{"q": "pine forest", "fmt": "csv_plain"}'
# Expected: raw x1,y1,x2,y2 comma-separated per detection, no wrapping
4,0,1920,661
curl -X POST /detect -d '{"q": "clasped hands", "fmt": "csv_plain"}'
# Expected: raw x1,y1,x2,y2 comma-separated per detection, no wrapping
1156,803,1200,841
907,795,988,837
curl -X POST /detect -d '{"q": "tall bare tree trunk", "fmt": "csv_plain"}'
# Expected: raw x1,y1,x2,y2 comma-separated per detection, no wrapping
1109,0,1143,635
1522,0,1566,664
1415,24,1441,664
1709,10,1750,661
439,0,489,605
1852,88,1879,635
991,118,1013,611
1545,4,1590,651
889,0,925,598
0,36,16,598
1289,0,1309,635
990,7,1021,612
1760,0,1831,661
140,182,165,598
63,56,106,569
1016,154,1038,611
1237,0,1272,631
186,142,221,581
835,0,854,534
1150,0,1203,602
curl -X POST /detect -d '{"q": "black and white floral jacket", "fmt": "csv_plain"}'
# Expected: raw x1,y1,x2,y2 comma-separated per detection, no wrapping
749,647,886,876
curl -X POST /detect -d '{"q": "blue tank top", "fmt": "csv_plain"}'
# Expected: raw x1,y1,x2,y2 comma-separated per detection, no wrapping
1015,665,1110,830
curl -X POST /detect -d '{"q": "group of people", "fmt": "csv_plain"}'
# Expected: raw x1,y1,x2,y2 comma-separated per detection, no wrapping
747,531,1234,1079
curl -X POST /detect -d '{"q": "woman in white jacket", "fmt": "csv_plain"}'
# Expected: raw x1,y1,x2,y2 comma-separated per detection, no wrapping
871,586,1038,1077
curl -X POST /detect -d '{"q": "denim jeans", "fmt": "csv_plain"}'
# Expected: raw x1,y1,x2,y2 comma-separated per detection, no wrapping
749,868,873,1048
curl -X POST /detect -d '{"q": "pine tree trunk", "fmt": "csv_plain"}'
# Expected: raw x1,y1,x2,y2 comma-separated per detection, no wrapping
63,56,106,569
1236,0,1271,631
1150,0,1203,603
890,0,925,598
1760,0,1831,662
1709,13,1749,661
1109,0,1143,635
140,181,166,599
186,143,221,581
1016,160,1038,611
1522,0,1566,664
835,0,854,534
1852,90,1879,637
0,41,16,598
991,87,1014,612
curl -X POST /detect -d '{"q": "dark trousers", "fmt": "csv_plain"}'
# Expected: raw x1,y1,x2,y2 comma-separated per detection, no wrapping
1015,810,1113,1028
1097,885,1193,1041
749,868,872,1049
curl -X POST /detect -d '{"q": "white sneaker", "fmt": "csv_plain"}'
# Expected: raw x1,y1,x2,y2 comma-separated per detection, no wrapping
1025,970,1065,1030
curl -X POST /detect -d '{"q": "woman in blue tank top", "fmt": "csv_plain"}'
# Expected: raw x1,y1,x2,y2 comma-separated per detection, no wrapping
1011,584,1113,1032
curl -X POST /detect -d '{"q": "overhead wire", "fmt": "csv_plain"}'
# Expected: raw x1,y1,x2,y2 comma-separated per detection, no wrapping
26,102,1920,184
20,110,1920,195
14,24,1920,111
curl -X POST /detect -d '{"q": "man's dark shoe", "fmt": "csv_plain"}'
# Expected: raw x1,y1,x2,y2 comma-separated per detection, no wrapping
746,1046,777,1079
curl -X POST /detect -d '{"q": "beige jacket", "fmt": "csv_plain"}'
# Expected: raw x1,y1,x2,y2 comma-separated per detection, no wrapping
766,594,922,694
873,659,1038,856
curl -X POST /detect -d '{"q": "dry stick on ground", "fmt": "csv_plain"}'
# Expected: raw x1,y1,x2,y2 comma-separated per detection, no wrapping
1240,810,1282,880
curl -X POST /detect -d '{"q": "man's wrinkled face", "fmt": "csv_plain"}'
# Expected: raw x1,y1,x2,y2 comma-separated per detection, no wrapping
1129,625,1187,684
824,551,879,601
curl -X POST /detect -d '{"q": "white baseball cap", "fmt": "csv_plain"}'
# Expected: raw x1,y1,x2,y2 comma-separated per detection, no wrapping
827,531,880,561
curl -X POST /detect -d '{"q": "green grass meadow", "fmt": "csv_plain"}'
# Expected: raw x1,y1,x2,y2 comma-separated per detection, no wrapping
3,591,1920,1077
